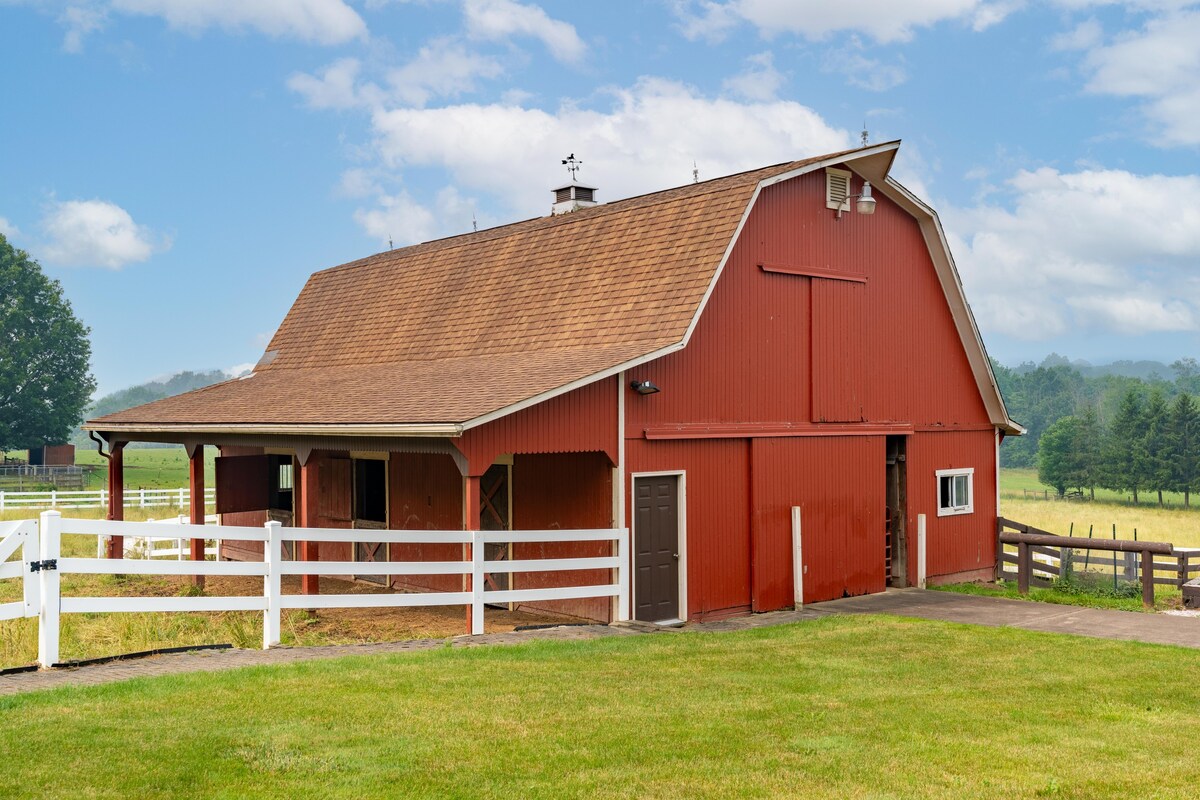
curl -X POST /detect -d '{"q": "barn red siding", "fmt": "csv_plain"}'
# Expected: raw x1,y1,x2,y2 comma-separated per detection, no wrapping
907,430,998,583
749,436,885,608
217,445,268,560
624,438,751,620
388,451,464,593
511,452,613,621
458,376,618,473
624,168,990,434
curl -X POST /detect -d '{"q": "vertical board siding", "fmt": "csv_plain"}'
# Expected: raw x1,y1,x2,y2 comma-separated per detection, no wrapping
624,168,990,436
811,279,869,422
217,445,268,558
388,451,464,594
459,377,618,473
750,436,885,608
625,438,751,620
906,430,998,582
511,452,613,621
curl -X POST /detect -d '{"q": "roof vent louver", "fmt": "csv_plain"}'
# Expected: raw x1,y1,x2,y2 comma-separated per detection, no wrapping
551,182,599,215
826,167,851,213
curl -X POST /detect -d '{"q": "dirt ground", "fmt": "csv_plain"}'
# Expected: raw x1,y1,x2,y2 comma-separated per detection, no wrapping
144,573,567,641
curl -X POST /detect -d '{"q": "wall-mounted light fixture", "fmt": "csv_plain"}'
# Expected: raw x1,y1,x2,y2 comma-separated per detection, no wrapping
630,380,661,395
836,181,876,219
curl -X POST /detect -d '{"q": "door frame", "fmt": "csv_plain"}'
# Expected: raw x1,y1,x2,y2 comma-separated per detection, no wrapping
629,470,688,623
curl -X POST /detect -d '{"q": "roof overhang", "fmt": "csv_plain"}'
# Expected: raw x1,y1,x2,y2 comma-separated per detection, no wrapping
84,422,464,439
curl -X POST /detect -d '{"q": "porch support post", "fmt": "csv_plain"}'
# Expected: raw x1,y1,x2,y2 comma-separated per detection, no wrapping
299,455,320,596
464,474,482,635
106,442,125,559
188,444,206,588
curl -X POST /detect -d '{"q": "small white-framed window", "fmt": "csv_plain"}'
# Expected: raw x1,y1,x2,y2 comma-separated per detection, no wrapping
936,468,974,516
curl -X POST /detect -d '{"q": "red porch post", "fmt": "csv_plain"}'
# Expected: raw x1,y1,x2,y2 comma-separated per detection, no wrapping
188,445,206,588
106,442,125,558
299,455,320,595
464,474,481,634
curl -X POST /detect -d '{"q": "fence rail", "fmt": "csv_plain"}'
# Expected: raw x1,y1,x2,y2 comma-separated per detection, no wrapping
2,511,630,668
996,517,1200,607
0,487,216,512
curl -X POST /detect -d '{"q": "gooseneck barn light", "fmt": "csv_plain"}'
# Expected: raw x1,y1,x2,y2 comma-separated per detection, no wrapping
630,380,661,395
837,181,876,219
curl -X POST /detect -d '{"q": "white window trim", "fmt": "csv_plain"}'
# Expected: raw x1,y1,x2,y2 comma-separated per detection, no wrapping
936,467,974,517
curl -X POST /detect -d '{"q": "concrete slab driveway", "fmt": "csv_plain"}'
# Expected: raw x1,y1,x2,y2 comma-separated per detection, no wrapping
812,587,1200,649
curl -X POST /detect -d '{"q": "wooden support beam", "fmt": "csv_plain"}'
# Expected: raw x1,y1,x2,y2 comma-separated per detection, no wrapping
299,456,320,596
464,474,482,635
106,443,125,559
1017,541,1030,595
1142,549,1155,609
189,446,206,588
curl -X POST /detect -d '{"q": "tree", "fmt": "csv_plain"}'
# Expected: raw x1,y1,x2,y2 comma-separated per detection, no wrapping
0,235,95,452
1143,389,1170,505
1102,388,1146,503
1038,416,1080,496
1166,393,1200,507
1074,404,1103,500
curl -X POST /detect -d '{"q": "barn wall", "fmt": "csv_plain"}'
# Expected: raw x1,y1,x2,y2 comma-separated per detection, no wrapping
511,451,613,621
624,438,751,620
749,436,885,608
907,430,998,583
217,445,268,560
388,451,464,593
458,376,618,473
624,168,991,435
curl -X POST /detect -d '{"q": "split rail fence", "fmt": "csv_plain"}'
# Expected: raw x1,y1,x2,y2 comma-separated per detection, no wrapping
0,511,630,669
996,517,1200,607
0,487,216,512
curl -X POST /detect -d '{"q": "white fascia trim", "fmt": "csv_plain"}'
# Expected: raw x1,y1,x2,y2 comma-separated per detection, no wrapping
880,177,1023,436
463,141,905,434
85,422,463,437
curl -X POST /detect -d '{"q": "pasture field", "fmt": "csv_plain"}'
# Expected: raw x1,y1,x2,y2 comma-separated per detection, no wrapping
1001,466,1199,508
74,445,215,489
1,617,1197,799
1000,496,1200,549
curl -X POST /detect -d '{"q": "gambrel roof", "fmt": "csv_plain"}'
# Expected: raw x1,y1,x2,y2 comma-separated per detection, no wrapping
88,141,1020,437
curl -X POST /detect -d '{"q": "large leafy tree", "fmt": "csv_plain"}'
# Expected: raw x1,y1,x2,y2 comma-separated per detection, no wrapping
0,235,95,452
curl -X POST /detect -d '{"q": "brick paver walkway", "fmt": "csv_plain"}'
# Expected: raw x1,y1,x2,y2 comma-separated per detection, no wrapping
4,589,1195,696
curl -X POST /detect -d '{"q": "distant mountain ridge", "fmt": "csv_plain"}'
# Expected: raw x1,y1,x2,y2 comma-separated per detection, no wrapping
1011,354,1174,382
72,370,238,447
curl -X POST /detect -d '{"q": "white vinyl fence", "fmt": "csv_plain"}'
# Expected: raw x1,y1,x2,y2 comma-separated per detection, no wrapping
0,487,216,512
94,515,221,560
1,511,630,668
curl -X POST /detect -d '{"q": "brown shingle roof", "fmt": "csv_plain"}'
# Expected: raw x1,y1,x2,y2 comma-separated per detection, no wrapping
90,149,861,429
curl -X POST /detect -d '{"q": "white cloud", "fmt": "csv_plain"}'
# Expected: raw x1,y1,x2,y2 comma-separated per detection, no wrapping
365,77,852,219
673,0,1017,43
947,166,1200,339
0,217,19,238
225,362,255,378
1074,9,1200,145
722,51,785,101
353,189,438,246
1050,17,1102,51
39,199,168,269
463,0,585,63
387,37,504,106
46,0,367,47
821,38,908,91
289,41,503,111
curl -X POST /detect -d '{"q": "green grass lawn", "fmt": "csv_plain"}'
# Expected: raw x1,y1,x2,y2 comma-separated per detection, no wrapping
1,616,1197,799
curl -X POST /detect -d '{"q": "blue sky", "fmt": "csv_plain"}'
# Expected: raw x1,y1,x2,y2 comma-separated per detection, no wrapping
2,0,1199,395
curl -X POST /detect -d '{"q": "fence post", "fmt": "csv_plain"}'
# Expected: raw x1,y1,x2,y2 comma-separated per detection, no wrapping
139,488,146,509
264,521,282,649
1178,551,1188,589
1060,548,1073,581
791,506,804,608
37,510,61,669
1142,549,1154,609
616,527,630,622
1017,541,1030,595
50,489,57,509
0,490,5,513
471,530,485,635
1123,551,1137,583
916,513,927,589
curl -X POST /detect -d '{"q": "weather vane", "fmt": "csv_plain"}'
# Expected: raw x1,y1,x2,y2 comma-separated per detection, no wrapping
562,153,582,180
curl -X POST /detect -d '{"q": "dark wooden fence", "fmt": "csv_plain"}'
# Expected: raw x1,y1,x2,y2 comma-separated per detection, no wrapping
996,517,1200,608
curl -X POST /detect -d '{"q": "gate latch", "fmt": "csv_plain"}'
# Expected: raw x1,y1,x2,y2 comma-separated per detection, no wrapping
29,559,57,573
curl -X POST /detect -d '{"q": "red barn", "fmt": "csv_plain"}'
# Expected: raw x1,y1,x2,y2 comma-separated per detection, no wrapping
86,140,1021,624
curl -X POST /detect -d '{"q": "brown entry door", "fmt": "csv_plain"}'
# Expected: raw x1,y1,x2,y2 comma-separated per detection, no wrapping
634,476,680,622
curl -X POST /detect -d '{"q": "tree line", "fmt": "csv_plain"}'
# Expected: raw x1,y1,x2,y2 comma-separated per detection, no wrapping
1035,388,1200,505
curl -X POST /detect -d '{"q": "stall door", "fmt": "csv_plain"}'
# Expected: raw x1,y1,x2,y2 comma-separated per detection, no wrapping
480,463,511,593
